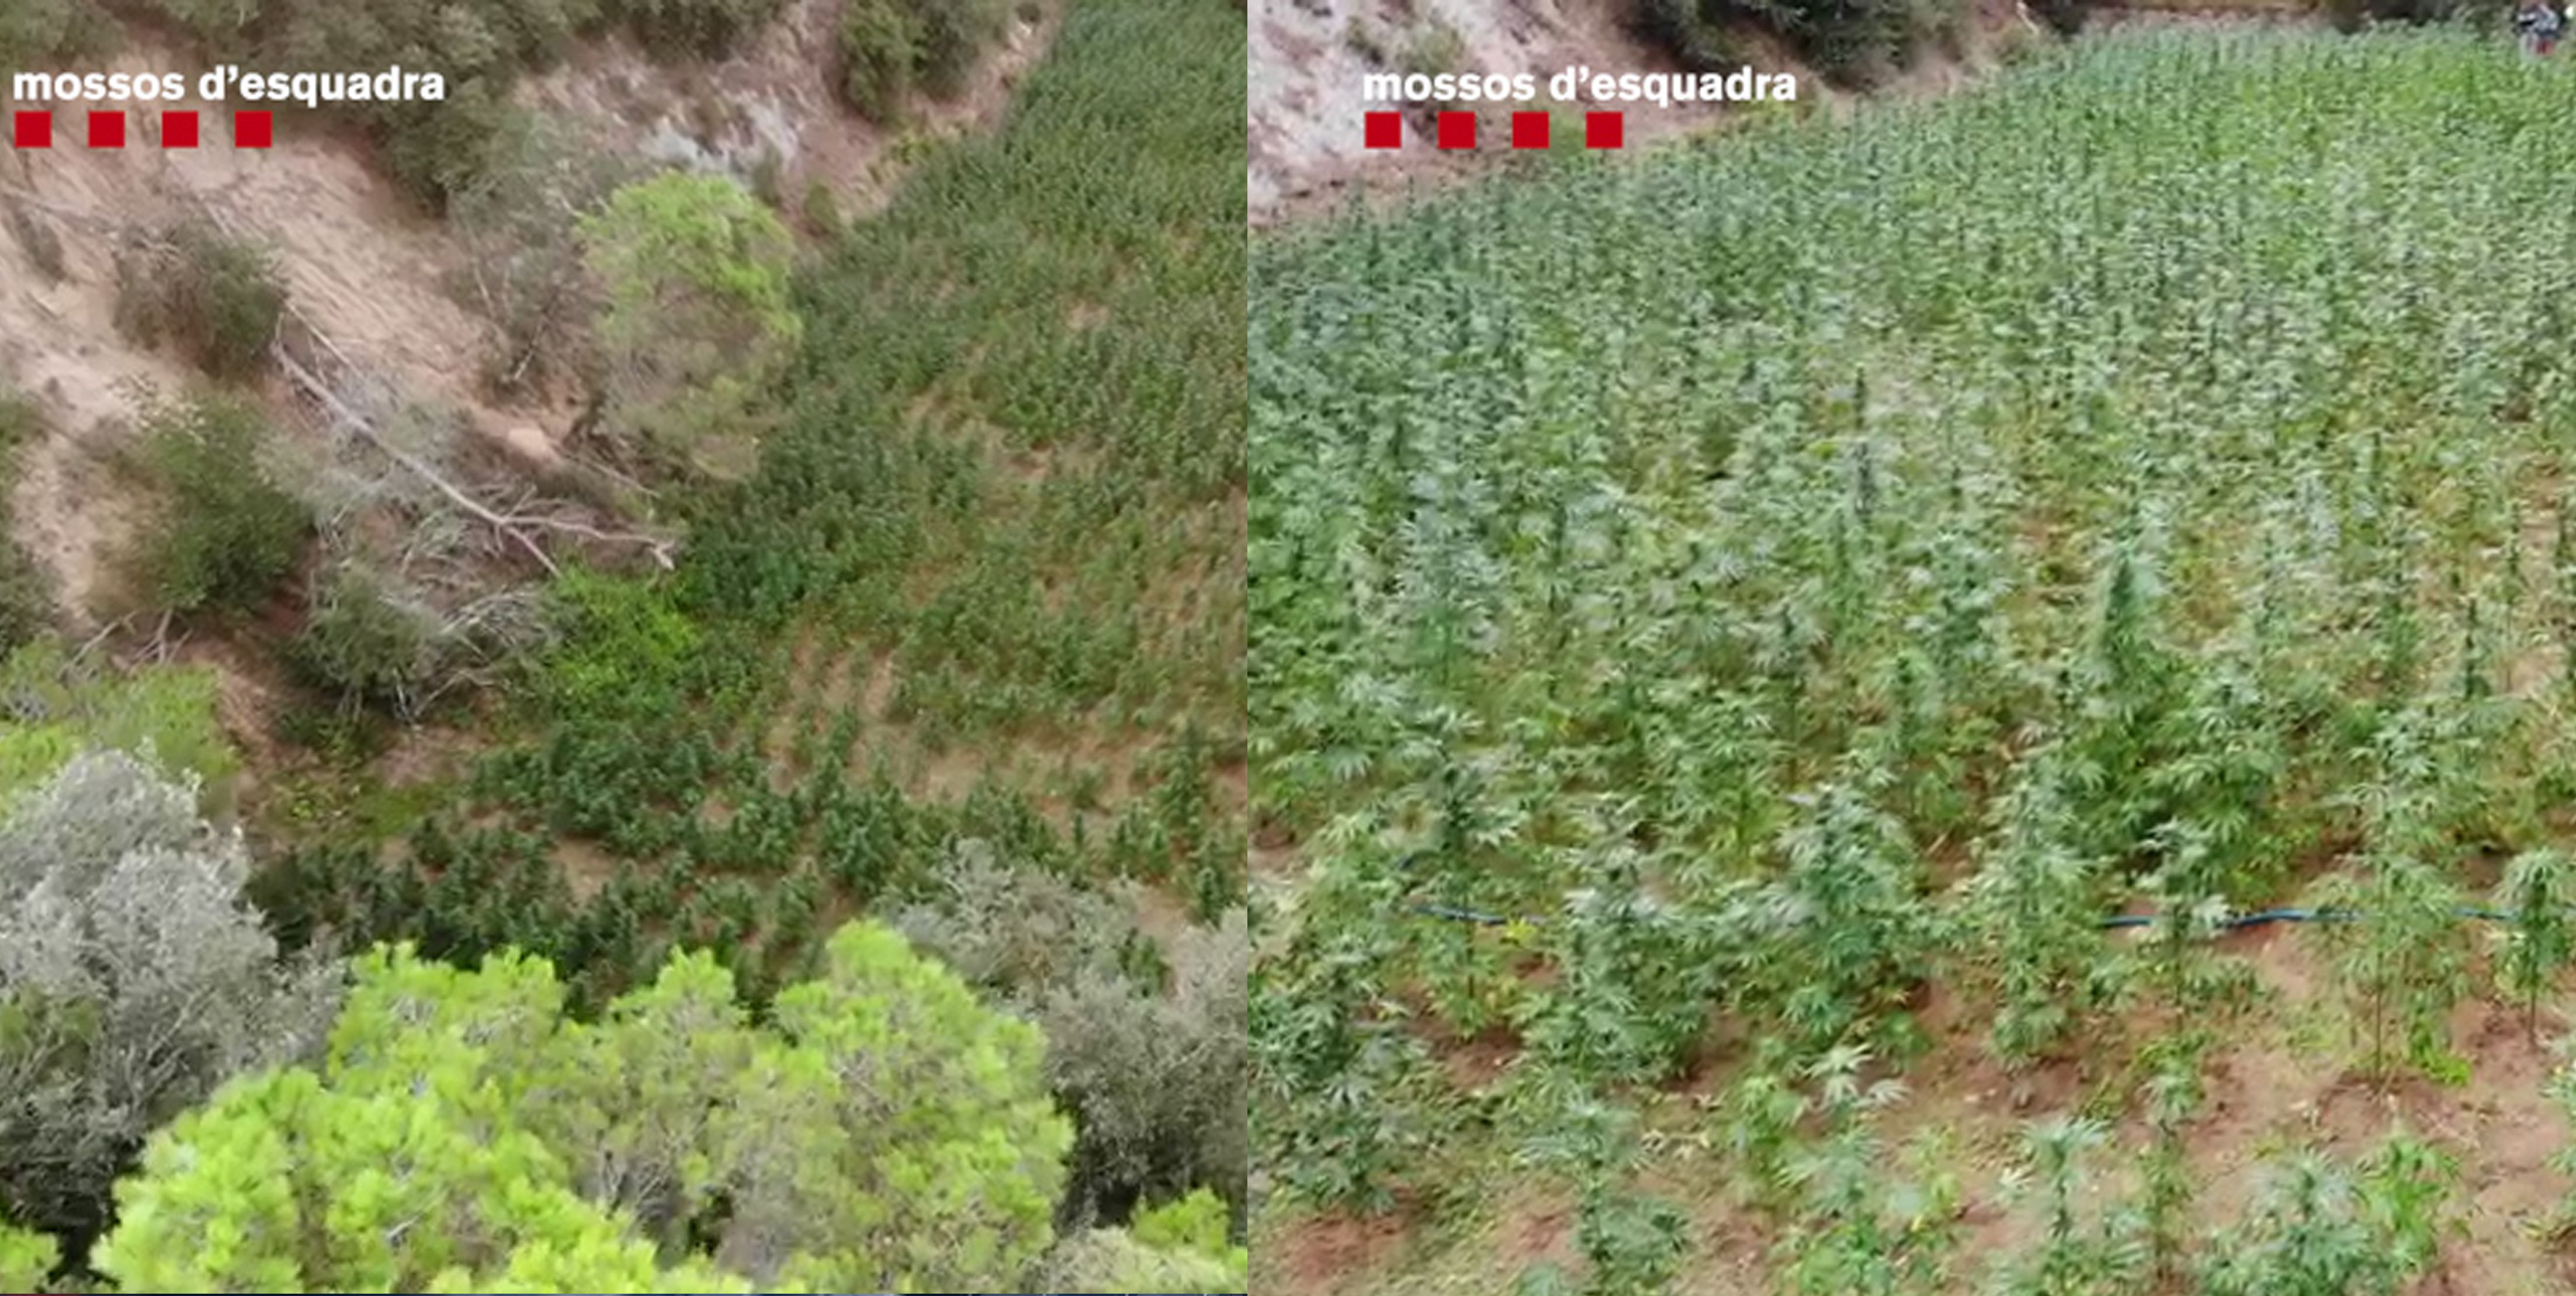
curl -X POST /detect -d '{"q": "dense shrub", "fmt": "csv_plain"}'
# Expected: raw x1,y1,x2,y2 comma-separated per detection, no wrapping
373,83,529,217
0,396,49,654
578,172,800,469
131,0,603,209
1629,0,1922,83
112,223,286,382
0,750,342,1252
837,0,1010,120
1043,1189,1248,1293
89,923,1069,1292
448,113,634,399
125,394,308,619
897,845,1247,1231
913,0,1010,93
0,0,114,70
611,0,791,57
0,538,49,657
0,642,241,816
290,563,441,718
840,0,924,123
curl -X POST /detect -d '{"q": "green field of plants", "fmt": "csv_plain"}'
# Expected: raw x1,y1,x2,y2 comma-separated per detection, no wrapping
1252,27,2576,1295
258,0,1246,1002
252,0,1247,1200
0,0,1245,1285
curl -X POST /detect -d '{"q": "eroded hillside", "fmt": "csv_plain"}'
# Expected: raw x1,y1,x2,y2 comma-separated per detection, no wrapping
2,0,1050,628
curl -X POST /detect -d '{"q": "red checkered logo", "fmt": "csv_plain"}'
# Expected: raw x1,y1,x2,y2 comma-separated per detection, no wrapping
8,107,279,149
1364,110,1622,151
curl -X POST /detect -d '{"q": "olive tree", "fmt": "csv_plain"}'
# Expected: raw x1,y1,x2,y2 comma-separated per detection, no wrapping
898,843,1249,1229
0,749,341,1249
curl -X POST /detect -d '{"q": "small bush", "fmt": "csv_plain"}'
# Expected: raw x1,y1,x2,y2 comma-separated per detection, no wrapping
1629,0,1733,71
0,540,51,657
448,113,633,399
1400,18,1465,79
113,223,287,382
3,201,65,285
1044,1190,1247,1293
129,0,262,50
239,0,596,209
0,397,55,652
538,568,701,716
0,640,240,815
127,394,308,618
802,179,844,237
750,147,786,208
290,563,441,718
611,0,791,58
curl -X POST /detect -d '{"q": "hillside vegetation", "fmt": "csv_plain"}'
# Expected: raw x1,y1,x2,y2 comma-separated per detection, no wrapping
1253,27,2576,1294
0,0,1245,1286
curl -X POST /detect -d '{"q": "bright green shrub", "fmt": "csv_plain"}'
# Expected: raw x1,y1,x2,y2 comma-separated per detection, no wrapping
0,641,238,814
92,923,1073,1291
539,569,702,715
0,1221,55,1291
578,172,800,469
1046,1190,1246,1292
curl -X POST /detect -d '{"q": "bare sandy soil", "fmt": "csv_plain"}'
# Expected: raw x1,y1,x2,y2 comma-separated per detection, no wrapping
0,12,1052,632
1248,0,1750,224
1253,922,2576,1295
517,0,1056,225
1246,0,2048,225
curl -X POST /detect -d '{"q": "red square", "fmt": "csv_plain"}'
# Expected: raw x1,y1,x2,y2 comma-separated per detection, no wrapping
88,111,124,148
1436,111,1475,150
12,111,49,149
1511,111,1550,150
1363,111,1402,150
234,110,272,148
1587,111,1624,150
162,110,199,148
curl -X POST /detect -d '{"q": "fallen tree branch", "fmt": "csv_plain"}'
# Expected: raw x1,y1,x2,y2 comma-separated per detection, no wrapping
259,266,680,573
274,347,680,574
273,346,565,576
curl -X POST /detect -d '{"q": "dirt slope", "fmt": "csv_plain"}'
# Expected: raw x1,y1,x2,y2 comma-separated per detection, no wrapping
1,5,1049,630
1249,0,2051,224
1248,0,1751,222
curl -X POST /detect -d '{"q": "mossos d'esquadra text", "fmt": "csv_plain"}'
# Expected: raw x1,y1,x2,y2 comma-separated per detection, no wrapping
1361,64,1799,107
